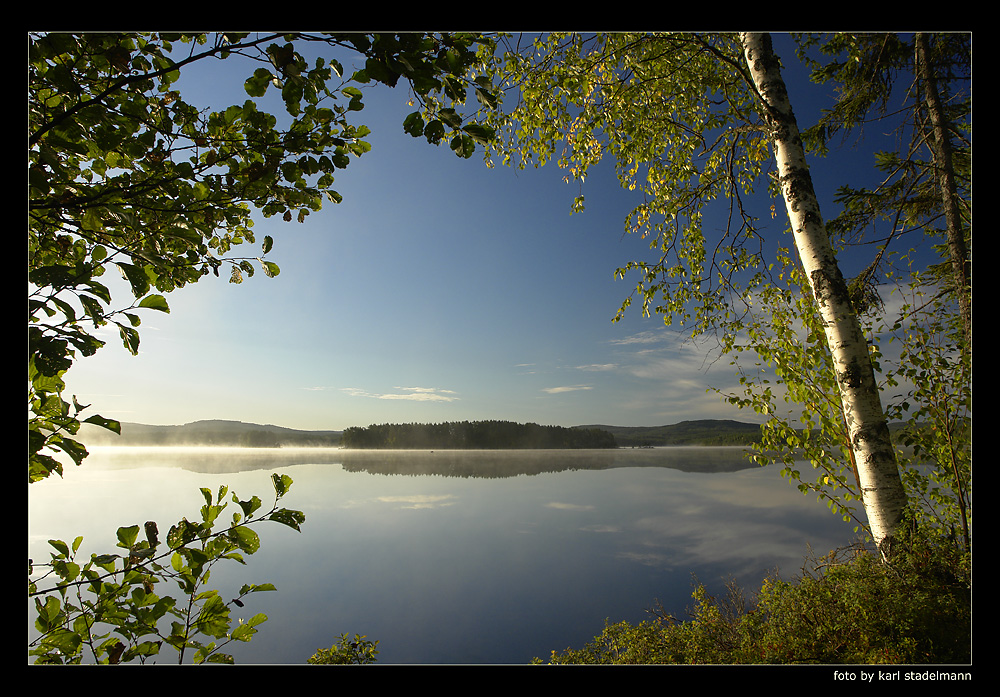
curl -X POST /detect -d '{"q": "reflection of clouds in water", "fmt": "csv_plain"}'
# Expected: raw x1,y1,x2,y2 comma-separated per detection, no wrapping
618,550,673,568
701,467,822,510
545,502,595,511
582,524,621,534
616,472,852,578
31,449,863,664
375,494,457,510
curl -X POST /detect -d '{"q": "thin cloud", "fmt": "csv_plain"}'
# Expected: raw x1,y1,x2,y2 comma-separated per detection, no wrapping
376,494,457,510
542,385,593,394
341,386,460,402
609,330,667,346
574,363,619,372
545,502,596,511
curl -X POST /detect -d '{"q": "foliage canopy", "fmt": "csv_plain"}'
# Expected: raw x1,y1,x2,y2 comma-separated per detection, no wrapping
28,31,497,483
28,30,497,665
469,32,969,553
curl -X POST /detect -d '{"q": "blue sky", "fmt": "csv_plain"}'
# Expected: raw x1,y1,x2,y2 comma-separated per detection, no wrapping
61,34,913,432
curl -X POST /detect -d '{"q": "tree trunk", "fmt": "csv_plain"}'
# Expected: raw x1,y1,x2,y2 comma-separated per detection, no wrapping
740,33,909,558
914,32,972,347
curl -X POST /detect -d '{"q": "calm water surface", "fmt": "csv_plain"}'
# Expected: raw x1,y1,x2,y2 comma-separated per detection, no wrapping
28,447,860,664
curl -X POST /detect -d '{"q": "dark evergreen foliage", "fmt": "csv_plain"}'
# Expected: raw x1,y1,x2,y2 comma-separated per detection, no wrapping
339,420,618,450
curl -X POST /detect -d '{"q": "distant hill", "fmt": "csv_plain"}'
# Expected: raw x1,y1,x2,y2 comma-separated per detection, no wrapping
79,418,763,449
79,419,343,448
579,420,764,447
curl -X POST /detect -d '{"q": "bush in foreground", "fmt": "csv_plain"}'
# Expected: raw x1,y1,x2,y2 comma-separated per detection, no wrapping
308,634,380,665
535,528,970,665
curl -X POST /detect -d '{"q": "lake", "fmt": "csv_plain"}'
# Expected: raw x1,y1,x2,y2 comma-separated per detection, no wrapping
28,446,861,664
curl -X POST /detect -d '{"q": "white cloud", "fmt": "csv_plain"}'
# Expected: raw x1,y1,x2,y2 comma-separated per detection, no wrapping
609,330,669,346
376,494,457,510
340,386,460,402
545,502,596,511
574,363,619,372
542,385,594,394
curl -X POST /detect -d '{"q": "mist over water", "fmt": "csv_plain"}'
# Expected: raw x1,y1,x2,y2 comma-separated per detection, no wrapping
28,447,859,664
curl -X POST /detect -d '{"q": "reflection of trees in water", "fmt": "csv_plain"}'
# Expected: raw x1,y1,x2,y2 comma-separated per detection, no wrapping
338,448,755,478
83,447,756,478
83,447,347,475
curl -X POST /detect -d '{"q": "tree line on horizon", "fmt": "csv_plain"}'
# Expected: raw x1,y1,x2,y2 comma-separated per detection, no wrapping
339,420,618,450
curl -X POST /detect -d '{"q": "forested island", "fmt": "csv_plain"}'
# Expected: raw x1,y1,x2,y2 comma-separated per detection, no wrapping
339,420,618,449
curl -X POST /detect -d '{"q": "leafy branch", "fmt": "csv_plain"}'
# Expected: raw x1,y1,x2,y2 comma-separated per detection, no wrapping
28,473,305,664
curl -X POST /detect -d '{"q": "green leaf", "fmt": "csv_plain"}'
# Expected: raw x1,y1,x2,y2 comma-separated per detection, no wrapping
117,323,140,355
138,294,170,313
194,594,231,638
450,133,476,159
39,628,83,655
234,494,262,519
117,263,151,298
462,123,495,145
51,436,88,466
229,525,261,554
48,539,70,557
403,111,425,138
423,119,445,144
244,68,273,97
268,508,305,532
241,583,277,593
116,525,140,549
271,473,293,498
83,414,121,434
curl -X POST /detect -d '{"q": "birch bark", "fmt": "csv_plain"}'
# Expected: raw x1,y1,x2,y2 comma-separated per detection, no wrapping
739,32,908,556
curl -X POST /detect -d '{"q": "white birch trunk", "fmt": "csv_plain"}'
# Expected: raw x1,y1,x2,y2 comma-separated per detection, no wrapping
740,33,908,557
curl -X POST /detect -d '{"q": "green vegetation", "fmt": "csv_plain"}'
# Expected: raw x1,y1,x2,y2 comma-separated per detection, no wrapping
308,634,380,665
29,31,495,665
589,420,764,447
536,523,970,665
83,418,769,449
29,31,970,665
81,419,343,448
340,420,617,450
714,34,971,552
29,474,305,664
471,32,969,663
469,32,970,556
29,31,496,484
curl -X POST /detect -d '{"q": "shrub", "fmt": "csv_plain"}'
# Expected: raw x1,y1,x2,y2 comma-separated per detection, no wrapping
536,529,970,665
308,634,380,664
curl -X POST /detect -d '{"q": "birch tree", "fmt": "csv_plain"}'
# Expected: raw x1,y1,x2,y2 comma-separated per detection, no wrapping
474,32,909,556
788,32,971,553
739,33,907,555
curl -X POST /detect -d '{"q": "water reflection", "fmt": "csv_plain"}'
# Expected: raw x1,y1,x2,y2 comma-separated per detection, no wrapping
28,447,858,664
72,445,756,476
